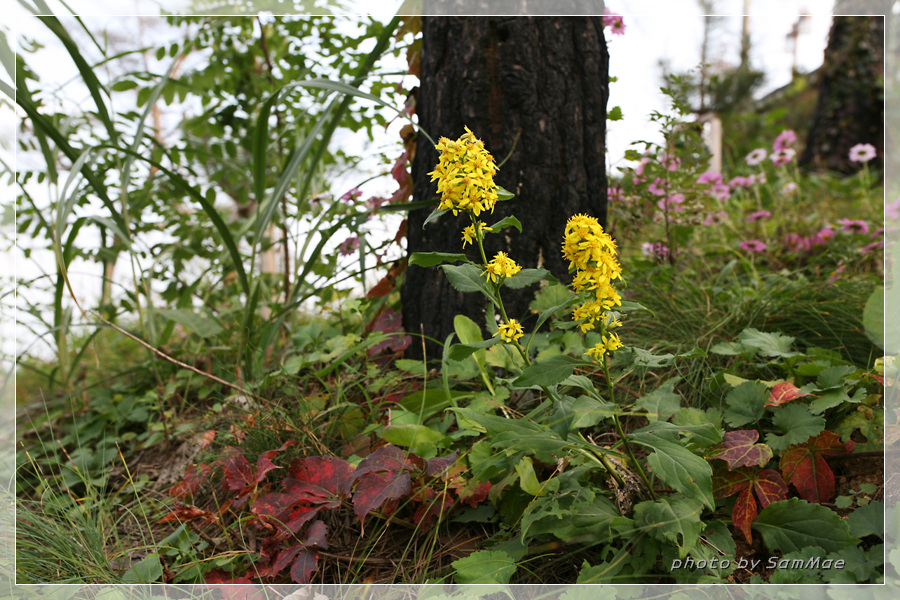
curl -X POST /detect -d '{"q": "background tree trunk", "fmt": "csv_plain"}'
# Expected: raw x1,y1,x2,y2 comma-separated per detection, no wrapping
402,17,609,360
799,14,884,173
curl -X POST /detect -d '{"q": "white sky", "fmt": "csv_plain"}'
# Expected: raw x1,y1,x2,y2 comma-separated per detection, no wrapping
1,0,840,363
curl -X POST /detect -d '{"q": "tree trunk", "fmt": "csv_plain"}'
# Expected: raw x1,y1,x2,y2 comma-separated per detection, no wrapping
799,15,884,173
402,17,609,360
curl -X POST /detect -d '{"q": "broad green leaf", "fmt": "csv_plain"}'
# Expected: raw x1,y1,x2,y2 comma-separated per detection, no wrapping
846,501,883,540
512,355,581,388
496,185,515,201
709,341,752,356
452,550,517,584
737,328,798,358
766,403,826,452
644,442,715,510
515,456,543,495
442,263,491,295
156,308,223,338
448,338,500,362
488,215,522,232
529,283,574,314
634,377,681,422
753,498,859,553
122,553,163,584
723,381,768,428
381,424,446,448
608,105,623,121
454,314,483,345
633,496,704,559
422,206,448,227
409,252,468,267
505,268,554,289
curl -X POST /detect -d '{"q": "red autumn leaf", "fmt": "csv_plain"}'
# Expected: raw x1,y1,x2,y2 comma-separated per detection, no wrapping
351,445,417,481
752,468,788,509
289,549,319,584
865,372,885,386
765,382,809,407
169,463,213,499
455,480,493,508
198,430,216,449
254,441,298,484
366,308,412,356
707,430,774,469
413,490,455,528
288,456,355,496
204,569,256,585
711,464,753,499
352,470,412,523
158,504,216,524
732,485,758,545
272,506,323,543
779,430,854,503
221,448,254,492
367,274,396,300
425,452,459,478
263,544,305,579
303,520,329,548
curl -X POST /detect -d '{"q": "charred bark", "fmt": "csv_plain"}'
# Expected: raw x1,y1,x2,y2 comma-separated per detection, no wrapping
402,17,609,360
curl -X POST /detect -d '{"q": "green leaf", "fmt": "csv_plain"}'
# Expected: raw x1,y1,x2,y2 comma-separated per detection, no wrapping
765,403,826,452
515,456,544,496
454,314,483,345
121,553,163,584
505,268,554,289
846,501,883,539
608,105,624,121
723,381,768,428
111,79,138,92
634,377,681,422
753,498,859,554
530,283,575,314
496,185,515,201
618,300,653,314
381,424,446,447
630,425,715,509
422,206,448,227
737,328,798,358
512,355,581,388
442,263,491,295
156,308,223,338
452,550,517,584
448,338,501,361
409,252,468,267
633,496,703,559
709,341,753,356
488,215,522,232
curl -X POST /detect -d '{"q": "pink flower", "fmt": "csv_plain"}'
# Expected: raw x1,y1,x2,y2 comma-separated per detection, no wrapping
746,210,772,223
635,156,651,176
657,193,685,213
704,211,729,226
746,148,768,166
813,227,835,246
608,186,623,202
739,240,767,253
781,182,798,195
837,219,870,235
728,176,754,189
338,236,360,256
770,148,797,166
641,242,669,261
662,153,681,172
752,173,767,185
697,170,723,185
773,129,797,152
710,183,731,202
340,187,363,203
848,143,877,163
603,9,626,35
871,227,884,239
648,177,668,196
860,239,884,255
783,233,812,253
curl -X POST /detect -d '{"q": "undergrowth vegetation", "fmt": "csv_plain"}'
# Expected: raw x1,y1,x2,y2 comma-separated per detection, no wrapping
8,8,891,589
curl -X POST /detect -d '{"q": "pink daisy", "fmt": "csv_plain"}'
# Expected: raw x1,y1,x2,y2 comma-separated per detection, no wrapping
697,170,723,185
739,240,767,253
848,143,877,163
770,148,797,167
837,219,870,235
746,148,768,166
773,130,797,152
746,210,772,223
603,9,626,35
338,236,360,256
704,211,729,226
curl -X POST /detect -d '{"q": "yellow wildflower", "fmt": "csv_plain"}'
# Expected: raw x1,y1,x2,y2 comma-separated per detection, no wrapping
429,127,499,217
495,319,524,343
587,342,607,360
462,222,493,247
586,333,623,361
483,251,521,283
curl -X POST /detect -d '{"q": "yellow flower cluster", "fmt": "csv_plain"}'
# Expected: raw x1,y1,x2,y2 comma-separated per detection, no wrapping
429,127,500,217
462,222,493,247
562,214,624,337
495,319,524,343
483,251,521,284
587,333,624,360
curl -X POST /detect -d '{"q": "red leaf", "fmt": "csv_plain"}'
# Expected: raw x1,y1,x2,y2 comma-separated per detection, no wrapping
253,441,298,485
198,430,216,449
752,469,788,509
264,544,305,579
455,480,492,508
413,490,455,528
288,456,355,496
707,430,774,469
303,519,328,549
221,448,254,491
289,549,319,584
711,464,753,499
425,452,459,478
273,506,323,543
765,381,810,407
352,445,416,481
169,463,212,499
205,569,256,585
732,485,758,545
158,504,216,524
352,470,412,523
365,308,412,357
779,430,853,503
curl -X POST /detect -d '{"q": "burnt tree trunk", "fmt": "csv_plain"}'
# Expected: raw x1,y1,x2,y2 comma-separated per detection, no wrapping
402,17,609,360
800,15,884,173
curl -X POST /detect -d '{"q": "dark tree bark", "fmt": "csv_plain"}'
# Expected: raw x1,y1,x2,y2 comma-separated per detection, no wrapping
402,17,609,360
799,15,884,173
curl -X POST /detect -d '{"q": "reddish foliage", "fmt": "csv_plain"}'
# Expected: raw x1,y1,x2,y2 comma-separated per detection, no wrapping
158,504,217,525
413,489,455,528
352,470,412,524
707,430,774,469
779,430,854,503
765,382,810,407
169,463,212,499
712,463,788,544
366,308,412,356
